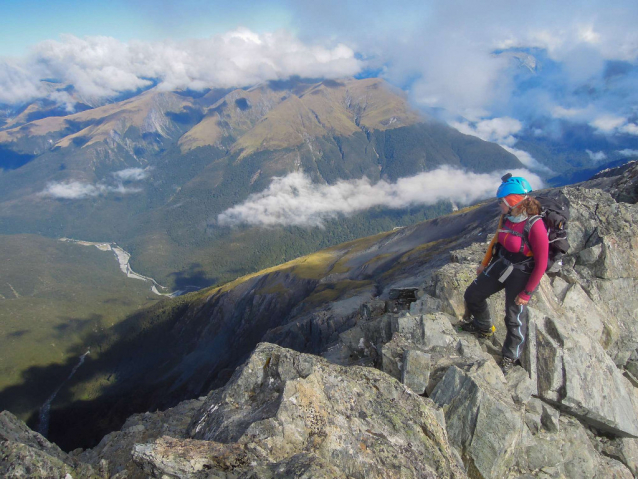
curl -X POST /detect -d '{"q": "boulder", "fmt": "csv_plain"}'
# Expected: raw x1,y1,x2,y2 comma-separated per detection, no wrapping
401,349,431,395
531,308,638,437
185,343,466,478
431,361,524,479
0,411,100,479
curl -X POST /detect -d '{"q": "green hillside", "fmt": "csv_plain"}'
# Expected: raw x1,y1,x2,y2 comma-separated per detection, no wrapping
0,234,160,419
0,79,522,288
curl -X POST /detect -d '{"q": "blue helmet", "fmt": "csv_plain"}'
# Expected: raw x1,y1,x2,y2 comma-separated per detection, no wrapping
496,173,532,198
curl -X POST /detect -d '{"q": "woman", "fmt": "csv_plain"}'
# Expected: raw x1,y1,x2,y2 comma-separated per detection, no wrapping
461,174,549,373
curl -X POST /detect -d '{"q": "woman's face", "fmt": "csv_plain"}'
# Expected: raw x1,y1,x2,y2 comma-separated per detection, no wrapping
499,199,510,214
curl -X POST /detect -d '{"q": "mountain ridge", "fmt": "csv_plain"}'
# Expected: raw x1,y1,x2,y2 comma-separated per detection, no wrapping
1,160,637,478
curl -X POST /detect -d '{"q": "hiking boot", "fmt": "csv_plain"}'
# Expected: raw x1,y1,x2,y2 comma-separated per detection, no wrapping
459,321,495,338
500,356,516,374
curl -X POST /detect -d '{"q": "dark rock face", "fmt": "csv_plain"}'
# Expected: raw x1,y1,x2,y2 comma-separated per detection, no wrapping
2,162,638,478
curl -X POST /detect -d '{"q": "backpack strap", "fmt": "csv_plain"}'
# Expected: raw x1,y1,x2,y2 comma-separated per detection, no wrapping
522,215,542,254
498,215,542,254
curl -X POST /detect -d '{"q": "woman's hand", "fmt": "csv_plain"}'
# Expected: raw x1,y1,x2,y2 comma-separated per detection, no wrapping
515,295,529,306
476,264,486,276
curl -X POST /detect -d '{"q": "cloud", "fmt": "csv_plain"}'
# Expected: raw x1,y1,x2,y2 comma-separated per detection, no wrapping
113,168,149,181
41,168,149,199
590,115,628,133
0,29,361,106
451,117,522,146
585,149,607,162
217,167,543,227
41,181,103,199
451,118,552,173
287,0,638,137
618,149,638,157
589,115,638,136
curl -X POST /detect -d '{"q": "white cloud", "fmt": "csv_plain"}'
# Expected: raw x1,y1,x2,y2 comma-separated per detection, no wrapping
451,117,522,146
551,106,594,120
0,29,361,106
590,115,627,133
41,169,149,199
113,168,149,181
620,123,638,136
217,167,543,227
589,115,638,136
501,145,553,173
42,181,103,199
451,118,551,173
585,149,607,162
618,149,638,157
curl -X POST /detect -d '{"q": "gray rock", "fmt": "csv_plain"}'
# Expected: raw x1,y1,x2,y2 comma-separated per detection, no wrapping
360,299,386,321
187,343,466,479
431,362,523,479
533,310,638,437
410,293,445,315
78,398,205,478
401,349,431,395
540,403,560,433
596,456,634,479
516,416,600,479
133,435,250,478
0,411,100,479
578,244,603,264
506,366,535,405
238,453,347,479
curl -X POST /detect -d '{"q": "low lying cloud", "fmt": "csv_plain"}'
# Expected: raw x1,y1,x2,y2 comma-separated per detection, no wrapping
589,115,638,136
42,181,104,199
113,167,149,181
618,149,638,157
451,118,552,173
217,167,543,227
41,167,149,199
586,149,607,162
0,29,361,106
452,117,522,147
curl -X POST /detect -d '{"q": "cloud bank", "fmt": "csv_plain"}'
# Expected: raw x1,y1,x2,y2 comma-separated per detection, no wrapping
0,29,361,106
451,118,553,173
217,167,543,227
42,168,150,199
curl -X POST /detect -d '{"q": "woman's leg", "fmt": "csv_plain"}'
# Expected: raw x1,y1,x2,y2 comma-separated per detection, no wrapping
502,269,530,361
464,270,505,331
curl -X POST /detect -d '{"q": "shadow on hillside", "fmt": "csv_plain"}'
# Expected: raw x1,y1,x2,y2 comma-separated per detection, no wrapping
0,301,190,451
169,262,217,290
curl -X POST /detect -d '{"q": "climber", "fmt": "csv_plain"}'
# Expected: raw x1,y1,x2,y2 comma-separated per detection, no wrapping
461,173,549,374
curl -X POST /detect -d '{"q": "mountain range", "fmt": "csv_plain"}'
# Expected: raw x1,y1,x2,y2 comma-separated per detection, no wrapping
0,77,523,288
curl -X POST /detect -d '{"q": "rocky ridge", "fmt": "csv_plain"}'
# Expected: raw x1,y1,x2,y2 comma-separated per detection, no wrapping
2,163,638,478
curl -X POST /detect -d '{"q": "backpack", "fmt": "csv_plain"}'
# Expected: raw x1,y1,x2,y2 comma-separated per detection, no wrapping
498,194,570,271
524,194,570,271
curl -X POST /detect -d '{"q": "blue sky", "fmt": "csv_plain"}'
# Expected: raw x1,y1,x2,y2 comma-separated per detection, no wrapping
0,0,297,57
1,0,637,167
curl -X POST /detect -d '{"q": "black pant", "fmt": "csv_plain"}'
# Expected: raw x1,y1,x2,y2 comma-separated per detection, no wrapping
464,259,530,361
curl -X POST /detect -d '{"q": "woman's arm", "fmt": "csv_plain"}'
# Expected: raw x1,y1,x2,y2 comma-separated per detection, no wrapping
479,216,504,272
517,219,549,302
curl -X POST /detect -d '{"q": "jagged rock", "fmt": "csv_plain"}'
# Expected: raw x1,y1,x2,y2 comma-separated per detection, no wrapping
514,416,605,479
531,308,638,437
506,366,534,405
409,293,445,315
431,361,523,479
186,342,466,478
0,411,100,479
401,349,431,395
238,453,346,479
360,299,386,320
77,398,205,478
133,435,251,478
540,403,560,433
